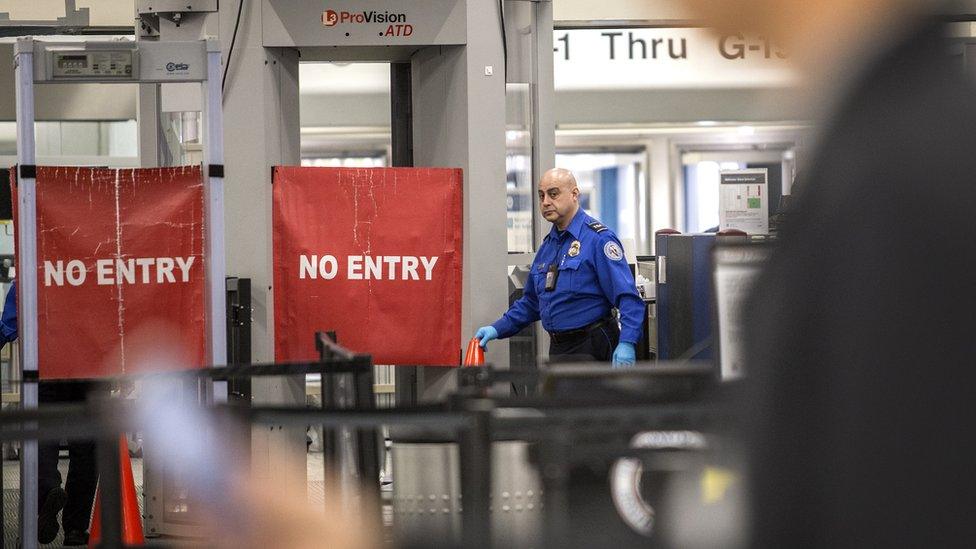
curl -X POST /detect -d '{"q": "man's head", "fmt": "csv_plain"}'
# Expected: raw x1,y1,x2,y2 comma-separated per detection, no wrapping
538,168,580,230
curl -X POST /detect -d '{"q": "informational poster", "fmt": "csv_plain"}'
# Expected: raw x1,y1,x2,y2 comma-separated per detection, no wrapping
11,166,207,379
272,166,463,365
719,168,769,234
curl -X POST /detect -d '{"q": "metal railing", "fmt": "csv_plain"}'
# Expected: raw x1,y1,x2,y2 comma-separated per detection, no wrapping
1,347,730,549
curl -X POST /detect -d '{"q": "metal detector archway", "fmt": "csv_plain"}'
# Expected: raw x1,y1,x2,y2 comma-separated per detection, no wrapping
12,37,226,548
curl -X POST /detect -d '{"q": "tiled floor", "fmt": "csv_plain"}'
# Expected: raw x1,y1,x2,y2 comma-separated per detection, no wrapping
3,454,329,548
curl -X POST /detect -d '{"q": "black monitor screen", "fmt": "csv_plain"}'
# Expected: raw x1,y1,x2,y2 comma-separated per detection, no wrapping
0,174,11,220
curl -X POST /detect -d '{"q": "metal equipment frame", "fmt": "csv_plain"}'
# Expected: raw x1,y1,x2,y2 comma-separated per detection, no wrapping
0,358,725,549
12,37,226,548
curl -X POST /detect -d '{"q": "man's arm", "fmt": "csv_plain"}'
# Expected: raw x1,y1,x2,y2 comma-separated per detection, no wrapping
0,281,18,347
593,237,645,344
490,268,541,339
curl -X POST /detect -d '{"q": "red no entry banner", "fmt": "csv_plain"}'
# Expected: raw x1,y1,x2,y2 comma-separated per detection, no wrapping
273,166,463,365
12,166,207,379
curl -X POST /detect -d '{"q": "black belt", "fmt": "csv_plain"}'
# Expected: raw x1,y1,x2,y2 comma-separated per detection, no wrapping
548,317,613,345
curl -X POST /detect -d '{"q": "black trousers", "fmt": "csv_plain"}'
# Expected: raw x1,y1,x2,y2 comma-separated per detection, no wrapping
37,382,98,532
549,320,620,363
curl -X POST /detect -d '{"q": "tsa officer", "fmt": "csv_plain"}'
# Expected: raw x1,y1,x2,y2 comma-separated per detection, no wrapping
474,168,645,367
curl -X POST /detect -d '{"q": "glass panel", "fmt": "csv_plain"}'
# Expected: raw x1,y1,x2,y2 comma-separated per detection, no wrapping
0,120,138,160
0,122,16,156
554,151,648,253
683,160,743,233
301,155,387,168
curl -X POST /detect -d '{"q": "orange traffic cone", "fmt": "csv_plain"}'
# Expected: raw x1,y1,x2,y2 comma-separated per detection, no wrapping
89,435,145,547
463,337,485,366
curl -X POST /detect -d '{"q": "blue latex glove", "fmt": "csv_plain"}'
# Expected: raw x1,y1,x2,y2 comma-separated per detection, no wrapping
474,326,498,350
612,342,636,368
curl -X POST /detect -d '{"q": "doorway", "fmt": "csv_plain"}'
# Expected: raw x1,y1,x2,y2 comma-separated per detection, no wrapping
299,62,392,167
680,148,794,233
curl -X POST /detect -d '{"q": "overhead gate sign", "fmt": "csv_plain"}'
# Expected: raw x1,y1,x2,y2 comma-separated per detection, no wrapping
273,166,462,365
11,166,207,379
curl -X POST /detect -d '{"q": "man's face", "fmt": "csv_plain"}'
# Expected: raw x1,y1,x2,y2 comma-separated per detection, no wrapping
538,174,579,227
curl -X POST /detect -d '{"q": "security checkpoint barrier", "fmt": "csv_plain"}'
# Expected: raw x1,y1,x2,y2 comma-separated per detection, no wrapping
1,359,733,549
9,38,227,547
272,166,463,367
9,165,210,379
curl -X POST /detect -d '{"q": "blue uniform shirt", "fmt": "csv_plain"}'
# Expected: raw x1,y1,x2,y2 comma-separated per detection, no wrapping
492,209,645,344
1,281,16,346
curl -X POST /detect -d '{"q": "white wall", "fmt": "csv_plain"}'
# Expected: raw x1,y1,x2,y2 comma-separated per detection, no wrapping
0,0,134,26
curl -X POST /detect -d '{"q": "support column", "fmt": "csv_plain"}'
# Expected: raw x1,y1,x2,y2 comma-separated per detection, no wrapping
220,2,305,477
411,0,510,399
390,62,419,406
530,0,555,251
136,84,163,167
14,38,39,549
649,138,675,242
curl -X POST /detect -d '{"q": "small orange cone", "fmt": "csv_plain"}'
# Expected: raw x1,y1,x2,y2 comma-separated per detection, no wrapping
89,435,145,547
463,337,485,367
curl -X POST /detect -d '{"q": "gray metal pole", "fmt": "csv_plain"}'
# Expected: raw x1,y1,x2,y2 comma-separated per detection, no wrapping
458,401,493,549
14,36,40,549
95,434,123,549
530,1,556,362
530,0,555,252
390,62,419,407
203,40,228,403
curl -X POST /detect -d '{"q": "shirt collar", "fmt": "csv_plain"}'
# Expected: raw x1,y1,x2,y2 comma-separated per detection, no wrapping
547,208,587,241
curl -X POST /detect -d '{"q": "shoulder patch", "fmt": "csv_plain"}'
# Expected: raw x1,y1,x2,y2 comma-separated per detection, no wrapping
604,241,624,261
587,220,608,233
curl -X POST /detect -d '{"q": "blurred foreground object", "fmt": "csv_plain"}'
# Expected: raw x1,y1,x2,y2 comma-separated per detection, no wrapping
88,436,145,547
136,380,379,549
214,473,380,549
683,0,976,546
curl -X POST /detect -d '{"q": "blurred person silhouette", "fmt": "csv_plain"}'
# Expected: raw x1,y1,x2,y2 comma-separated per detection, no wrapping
1,281,96,546
134,380,379,549
681,0,976,546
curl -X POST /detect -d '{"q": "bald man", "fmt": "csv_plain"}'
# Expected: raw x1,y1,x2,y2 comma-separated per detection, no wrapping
475,168,645,367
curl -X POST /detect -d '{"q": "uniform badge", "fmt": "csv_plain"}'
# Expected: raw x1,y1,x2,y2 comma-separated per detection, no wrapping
568,240,581,257
604,241,624,261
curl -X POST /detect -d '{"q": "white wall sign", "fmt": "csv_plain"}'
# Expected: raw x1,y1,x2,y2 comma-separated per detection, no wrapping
553,28,797,90
713,244,771,380
263,0,466,48
719,168,769,234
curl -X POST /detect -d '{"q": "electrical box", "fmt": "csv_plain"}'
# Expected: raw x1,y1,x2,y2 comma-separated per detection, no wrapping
655,233,715,361
31,41,207,83
50,50,136,79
